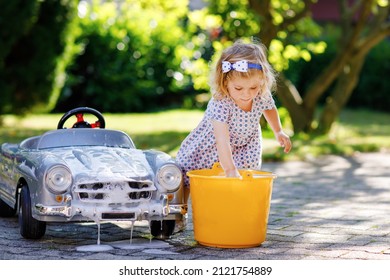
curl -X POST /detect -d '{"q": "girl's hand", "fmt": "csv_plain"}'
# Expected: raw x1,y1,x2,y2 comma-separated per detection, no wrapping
275,131,292,153
211,119,241,177
225,168,241,178
263,108,292,153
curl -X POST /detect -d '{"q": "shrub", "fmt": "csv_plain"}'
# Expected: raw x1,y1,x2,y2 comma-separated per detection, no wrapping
55,0,192,113
0,0,78,114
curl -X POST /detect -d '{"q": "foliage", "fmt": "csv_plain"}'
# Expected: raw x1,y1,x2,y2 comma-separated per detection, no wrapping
185,0,390,136
1,0,388,121
0,0,78,115
350,40,390,111
55,0,192,113
284,26,390,112
181,0,325,92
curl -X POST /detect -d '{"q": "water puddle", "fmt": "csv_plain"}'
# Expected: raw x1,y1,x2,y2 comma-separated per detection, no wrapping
76,221,115,252
75,238,173,252
109,238,172,250
75,220,175,253
76,244,114,252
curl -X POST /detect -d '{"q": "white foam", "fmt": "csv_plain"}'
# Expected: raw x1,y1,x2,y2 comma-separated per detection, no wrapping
76,244,114,252
109,238,172,250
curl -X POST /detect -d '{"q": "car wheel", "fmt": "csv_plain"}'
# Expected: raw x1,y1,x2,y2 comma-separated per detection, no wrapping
150,220,176,239
19,186,46,239
0,198,16,217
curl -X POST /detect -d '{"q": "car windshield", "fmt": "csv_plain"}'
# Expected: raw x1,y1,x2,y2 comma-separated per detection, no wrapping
36,129,135,149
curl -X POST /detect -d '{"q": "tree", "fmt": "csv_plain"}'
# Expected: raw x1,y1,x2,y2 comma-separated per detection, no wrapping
257,0,390,134
55,0,191,113
0,0,78,115
189,0,390,135
313,0,390,133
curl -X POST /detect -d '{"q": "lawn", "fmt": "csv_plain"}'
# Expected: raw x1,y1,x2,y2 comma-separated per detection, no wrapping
1,108,389,161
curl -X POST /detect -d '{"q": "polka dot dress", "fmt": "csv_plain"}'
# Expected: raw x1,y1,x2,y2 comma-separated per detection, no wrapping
176,93,276,187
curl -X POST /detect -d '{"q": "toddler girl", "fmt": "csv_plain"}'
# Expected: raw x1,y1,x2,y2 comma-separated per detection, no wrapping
176,40,292,193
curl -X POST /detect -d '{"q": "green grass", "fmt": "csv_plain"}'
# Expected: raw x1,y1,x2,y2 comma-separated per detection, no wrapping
1,108,389,161
286,108,390,160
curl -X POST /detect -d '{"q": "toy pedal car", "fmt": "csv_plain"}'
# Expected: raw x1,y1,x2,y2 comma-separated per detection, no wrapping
0,107,187,239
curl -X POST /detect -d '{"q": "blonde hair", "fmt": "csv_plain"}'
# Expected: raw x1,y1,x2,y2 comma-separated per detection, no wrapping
210,40,276,99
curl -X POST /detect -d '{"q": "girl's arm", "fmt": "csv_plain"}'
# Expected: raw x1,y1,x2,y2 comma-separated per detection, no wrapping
263,107,292,153
211,119,241,177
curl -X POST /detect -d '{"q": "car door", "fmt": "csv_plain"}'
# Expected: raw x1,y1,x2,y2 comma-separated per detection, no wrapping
0,143,19,206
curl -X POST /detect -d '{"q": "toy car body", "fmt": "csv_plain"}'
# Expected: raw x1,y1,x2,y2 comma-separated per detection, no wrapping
0,108,187,239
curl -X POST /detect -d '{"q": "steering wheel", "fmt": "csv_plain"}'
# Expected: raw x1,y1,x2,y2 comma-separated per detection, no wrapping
57,107,106,129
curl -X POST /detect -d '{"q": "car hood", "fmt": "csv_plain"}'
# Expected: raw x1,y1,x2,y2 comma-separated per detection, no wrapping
42,147,153,182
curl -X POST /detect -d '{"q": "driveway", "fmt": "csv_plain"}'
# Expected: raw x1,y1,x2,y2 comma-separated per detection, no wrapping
1,152,389,260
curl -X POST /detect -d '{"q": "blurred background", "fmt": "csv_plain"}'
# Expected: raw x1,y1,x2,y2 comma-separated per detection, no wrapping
1,0,389,158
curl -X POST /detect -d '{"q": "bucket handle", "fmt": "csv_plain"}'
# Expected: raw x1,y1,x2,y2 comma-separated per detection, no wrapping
211,162,224,171
212,162,277,179
242,170,277,180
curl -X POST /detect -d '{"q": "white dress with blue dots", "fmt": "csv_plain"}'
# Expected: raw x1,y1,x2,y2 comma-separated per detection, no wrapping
176,93,276,187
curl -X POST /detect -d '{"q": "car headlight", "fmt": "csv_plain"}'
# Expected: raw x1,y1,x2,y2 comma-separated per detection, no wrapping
157,164,182,192
45,165,72,194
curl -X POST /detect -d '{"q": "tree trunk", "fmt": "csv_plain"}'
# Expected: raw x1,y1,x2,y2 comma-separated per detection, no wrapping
316,2,390,134
249,0,315,133
248,0,390,136
317,56,365,134
276,74,309,133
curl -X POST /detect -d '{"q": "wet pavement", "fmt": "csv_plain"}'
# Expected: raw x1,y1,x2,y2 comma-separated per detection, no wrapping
1,152,390,260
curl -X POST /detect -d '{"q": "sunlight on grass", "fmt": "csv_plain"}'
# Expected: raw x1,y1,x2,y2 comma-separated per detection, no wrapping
1,108,389,160
105,110,204,134
287,108,390,160
1,110,204,133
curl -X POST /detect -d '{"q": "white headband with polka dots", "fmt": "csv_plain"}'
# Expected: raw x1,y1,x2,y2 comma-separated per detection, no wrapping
222,60,263,73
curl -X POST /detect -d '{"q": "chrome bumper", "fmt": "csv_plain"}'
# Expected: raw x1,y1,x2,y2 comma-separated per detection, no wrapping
35,198,187,220
35,203,72,217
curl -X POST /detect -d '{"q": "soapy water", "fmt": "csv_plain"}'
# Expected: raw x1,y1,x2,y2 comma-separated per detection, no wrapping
109,238,172,250
76,244,114,252
75,220,174,253
71,183,172,253
67,150,177,253
76,238,172,252
72,191,172,253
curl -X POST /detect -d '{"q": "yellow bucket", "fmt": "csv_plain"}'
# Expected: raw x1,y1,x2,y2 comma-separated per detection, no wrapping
187,163,276,248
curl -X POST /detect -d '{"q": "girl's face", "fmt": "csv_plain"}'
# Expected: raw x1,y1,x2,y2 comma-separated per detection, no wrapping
226,74,262,111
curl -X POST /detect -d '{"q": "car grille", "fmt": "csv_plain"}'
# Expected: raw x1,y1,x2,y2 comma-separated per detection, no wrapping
74,181,155,203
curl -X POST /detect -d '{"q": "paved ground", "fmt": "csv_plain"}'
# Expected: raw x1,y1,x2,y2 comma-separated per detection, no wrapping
1,152,390,260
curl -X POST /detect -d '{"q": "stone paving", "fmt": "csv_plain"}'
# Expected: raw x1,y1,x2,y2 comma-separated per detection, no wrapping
1,152,389,260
